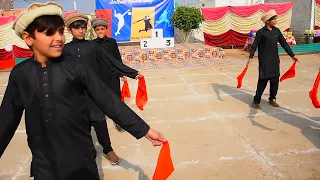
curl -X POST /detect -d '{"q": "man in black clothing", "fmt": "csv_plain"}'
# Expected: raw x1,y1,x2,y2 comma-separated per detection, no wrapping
0,3,166,179
92,17,126,132
247,9,298,109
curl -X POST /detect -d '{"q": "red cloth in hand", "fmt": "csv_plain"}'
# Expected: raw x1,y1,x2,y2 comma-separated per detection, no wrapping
136,75,148,110
280,60,298,82
153,141,174,180
237,65,248,88
121,81,131,102
309,71,320,108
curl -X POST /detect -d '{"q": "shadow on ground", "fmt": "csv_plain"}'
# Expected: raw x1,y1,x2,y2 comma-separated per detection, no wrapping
91,127,150,180
211,83,320,148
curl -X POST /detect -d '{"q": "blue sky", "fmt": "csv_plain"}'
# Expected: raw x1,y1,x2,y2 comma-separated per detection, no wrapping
14,0,96,13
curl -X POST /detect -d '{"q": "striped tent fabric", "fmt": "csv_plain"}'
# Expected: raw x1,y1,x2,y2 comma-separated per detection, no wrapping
316,0,320,29
201,2,294,47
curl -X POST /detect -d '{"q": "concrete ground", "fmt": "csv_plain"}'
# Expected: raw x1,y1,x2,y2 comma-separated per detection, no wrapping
0,49,320,180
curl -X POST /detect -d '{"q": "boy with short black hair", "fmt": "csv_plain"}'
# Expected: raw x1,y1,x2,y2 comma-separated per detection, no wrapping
248,9,298,109
0,2,165,180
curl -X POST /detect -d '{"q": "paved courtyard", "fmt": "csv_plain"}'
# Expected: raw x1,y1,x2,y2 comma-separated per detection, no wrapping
0,50,320,179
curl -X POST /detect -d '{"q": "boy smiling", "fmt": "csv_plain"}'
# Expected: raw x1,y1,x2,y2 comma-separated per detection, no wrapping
0,2,165,180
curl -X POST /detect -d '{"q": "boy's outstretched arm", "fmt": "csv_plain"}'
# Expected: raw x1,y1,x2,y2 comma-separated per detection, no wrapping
76,63,165,146
278,30,297,61
95,44,141,79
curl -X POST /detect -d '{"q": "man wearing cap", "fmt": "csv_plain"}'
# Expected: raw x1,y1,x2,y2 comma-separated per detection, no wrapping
0,2,166,180
92,17,127,132
247,9,298,109
63,13,143,165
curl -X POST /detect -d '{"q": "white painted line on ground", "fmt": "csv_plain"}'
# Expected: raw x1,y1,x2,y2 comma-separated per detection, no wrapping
16,130,26,133
269,148,320,157
220,148,320,161
220,155,251,161
175,69,199,95
102,159,201,171
222,73,236,81
216,115,283,178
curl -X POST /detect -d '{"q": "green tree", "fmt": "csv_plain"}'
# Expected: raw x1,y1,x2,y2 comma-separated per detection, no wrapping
170,6,204,43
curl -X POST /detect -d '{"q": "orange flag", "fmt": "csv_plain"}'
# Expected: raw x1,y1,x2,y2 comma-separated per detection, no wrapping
309,71,320,108
136,75,148,110
237,65,248,88
280,60,298,82
153,141,174,180
121,81,131,102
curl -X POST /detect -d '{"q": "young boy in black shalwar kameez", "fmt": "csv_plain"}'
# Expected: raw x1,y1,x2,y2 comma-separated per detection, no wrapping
0,2,165,180
63,13,143,164
91,17,127,132
248,9,298,109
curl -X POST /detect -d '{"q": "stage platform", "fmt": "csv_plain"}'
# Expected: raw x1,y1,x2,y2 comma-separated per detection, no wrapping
119,43,227,63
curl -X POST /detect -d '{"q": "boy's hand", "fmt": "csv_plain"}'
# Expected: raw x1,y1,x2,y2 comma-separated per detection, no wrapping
135,72,143,80
246,58,253,66
145,128,166,146
292,56,298,62
120,76,127,81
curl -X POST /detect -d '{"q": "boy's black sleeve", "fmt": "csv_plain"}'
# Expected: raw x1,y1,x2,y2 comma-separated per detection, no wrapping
111,39,123,63
0,70,24,157
278,29,295,58
249,30,262,59
75,63,150,139
95,44,138,79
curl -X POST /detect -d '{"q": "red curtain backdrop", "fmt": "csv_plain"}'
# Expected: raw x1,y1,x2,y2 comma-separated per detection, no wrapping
201,2,294,21
204,30,249,47
0,46,33,69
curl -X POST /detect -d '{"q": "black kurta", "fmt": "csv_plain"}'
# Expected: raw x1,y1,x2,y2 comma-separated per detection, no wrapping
93,37,123,97
0,56,150,180
63,38,138,80
63,38,138,115
249,26,295,79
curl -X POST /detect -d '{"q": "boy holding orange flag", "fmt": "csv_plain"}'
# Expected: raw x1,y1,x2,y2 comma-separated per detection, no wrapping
247,9,297,109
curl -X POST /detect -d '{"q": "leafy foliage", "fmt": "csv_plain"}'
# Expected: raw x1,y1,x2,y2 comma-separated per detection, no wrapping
170,6,204,34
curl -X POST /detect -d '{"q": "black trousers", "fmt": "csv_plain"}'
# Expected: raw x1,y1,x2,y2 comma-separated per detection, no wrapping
253,77,279,104
90,120,112,154
90,76,121,154
87,98,113,154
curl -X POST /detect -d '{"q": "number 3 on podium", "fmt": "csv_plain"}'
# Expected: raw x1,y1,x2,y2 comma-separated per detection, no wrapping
166,40,171,46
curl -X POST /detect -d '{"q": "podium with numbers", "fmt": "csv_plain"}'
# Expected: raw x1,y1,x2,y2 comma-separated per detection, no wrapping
140,29,174,49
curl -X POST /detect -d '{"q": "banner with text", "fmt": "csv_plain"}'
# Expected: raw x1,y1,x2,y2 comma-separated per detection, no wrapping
96,0,174,42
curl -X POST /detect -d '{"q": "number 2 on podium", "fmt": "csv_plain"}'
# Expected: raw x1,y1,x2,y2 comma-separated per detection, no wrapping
143,41,147,47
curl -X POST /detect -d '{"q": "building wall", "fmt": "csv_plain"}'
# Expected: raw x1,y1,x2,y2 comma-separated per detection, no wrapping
0,0,13,10
265,0,312,44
